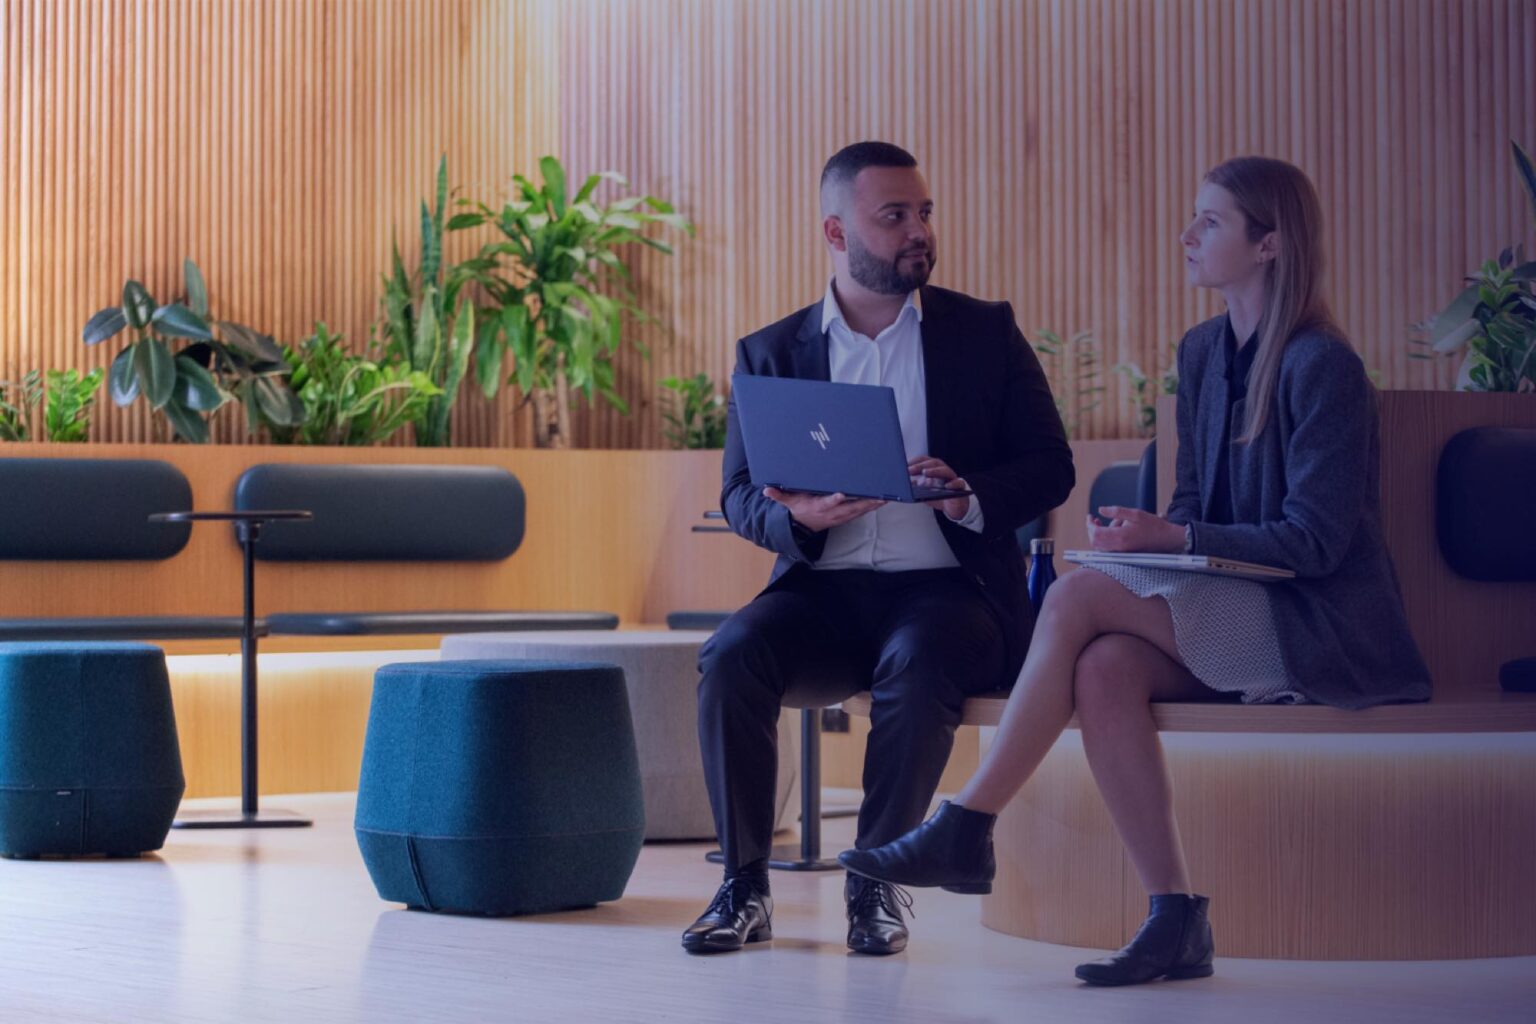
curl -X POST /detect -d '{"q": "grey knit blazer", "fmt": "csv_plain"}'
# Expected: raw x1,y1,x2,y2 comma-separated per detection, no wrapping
1167,314,1432,709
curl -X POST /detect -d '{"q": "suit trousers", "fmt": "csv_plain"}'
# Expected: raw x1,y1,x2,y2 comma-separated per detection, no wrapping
697,565,1008,872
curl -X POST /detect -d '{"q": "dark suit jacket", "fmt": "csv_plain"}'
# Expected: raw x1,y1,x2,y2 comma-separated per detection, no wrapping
720,285,1075,677
1168,314,1432,708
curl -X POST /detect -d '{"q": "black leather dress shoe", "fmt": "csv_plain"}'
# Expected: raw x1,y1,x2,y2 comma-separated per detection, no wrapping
838,801,996,894
681,877,773,954
845,874,912,955
1075,893,1215,985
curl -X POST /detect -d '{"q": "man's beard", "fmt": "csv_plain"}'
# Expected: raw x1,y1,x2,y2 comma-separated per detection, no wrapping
847,231,935,294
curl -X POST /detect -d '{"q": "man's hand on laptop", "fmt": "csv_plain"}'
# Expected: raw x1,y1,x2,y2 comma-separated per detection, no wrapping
1087,506,1186,553
907,456,972,520
764,487,886,532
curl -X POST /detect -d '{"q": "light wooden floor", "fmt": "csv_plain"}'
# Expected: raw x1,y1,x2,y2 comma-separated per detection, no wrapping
0,793,1531,1024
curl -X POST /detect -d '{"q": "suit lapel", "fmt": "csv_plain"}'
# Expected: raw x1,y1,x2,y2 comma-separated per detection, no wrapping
918,286,955,460
793,308,831,381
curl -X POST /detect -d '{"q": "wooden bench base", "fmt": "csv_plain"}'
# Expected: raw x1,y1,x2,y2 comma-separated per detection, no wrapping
841,691,1536,959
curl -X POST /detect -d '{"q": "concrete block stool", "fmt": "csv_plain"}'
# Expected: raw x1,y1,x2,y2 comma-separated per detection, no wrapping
0,642,185,858
354,659,645,915
440,630,798,841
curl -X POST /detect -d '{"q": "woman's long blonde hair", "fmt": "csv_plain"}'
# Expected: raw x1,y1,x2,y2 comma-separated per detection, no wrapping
1205,157,1344,443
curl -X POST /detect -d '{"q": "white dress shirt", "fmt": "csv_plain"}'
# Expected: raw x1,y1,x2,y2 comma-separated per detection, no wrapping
813,281,985,572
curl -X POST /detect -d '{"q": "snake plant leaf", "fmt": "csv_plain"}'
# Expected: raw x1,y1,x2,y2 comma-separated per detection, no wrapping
122,281,155,330
152,303,214,341
412,288,441,373
108,345,140,405
83,307,127,346
134,338,177,409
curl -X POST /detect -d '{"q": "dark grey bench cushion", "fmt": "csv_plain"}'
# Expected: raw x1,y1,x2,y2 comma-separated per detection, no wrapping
0,617,261,641
0,458,192,560
234,464,525,562
1438,427,1536,581
665,611,732,631
265,611,618,636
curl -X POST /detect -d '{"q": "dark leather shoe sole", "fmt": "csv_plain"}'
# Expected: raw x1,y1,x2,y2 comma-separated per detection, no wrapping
1074,961,1214,986
681,924,773,954
847,935,908,956
940,881,991,895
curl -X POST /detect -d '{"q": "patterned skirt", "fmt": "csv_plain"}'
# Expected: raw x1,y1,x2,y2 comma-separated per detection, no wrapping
1081,563,1310,705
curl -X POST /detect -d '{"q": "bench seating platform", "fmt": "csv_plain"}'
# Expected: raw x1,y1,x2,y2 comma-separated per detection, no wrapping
841,689,1536,960
842,688,1536,732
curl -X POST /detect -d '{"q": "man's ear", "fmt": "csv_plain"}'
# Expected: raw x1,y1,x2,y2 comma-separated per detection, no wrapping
823,215,848,253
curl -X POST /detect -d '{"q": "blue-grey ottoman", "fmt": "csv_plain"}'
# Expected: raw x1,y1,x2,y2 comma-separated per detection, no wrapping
355,660,646,915
0,642,185,858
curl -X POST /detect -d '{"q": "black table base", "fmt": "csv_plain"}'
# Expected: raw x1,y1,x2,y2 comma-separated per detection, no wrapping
705,708,845,872
150,509,314,831
173,808,313,829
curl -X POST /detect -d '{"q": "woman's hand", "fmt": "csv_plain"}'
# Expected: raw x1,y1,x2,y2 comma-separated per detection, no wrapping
1087,506,1187,553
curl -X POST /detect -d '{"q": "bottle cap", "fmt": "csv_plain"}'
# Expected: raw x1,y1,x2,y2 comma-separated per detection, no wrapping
1030,538,1054,555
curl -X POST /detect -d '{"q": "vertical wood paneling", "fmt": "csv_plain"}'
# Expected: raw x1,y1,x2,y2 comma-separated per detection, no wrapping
1,0,1533,447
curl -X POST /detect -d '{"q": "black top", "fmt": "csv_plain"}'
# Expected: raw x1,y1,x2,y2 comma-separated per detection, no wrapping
1207,317,1258,525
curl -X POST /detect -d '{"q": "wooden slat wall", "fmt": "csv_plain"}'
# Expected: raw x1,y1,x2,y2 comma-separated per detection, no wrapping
3,0,1534,447
0,0,560,445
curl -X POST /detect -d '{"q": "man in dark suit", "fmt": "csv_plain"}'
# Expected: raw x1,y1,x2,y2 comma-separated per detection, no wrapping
682,142,1074,956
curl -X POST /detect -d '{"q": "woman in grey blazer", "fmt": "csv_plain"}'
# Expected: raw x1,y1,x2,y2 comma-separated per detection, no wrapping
840,156,1431,985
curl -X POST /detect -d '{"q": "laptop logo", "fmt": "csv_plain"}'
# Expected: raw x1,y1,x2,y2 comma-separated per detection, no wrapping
810,423,830,449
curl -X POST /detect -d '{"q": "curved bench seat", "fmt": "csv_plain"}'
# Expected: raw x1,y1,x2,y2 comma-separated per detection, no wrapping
842,688,1536,732
840,689,1536,959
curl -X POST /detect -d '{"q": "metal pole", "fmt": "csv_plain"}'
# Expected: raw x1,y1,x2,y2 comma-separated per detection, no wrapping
239,520,259,818
800,708,821,859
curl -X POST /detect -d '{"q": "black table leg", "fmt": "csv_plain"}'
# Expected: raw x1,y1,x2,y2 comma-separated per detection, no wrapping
173,521,310,830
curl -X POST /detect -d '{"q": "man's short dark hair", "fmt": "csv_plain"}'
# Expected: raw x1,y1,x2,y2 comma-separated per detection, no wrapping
820,141,917,215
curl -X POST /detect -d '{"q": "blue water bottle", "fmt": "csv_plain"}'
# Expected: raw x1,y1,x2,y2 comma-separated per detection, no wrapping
1027,538,1057,614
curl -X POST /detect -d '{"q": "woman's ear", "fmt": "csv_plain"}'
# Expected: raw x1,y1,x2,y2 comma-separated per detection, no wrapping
1256,230,1279,264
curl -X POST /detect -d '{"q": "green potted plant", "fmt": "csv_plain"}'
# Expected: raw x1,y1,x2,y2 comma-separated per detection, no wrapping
1,369,107,443
1414,141,1536,392
81,260,303,441
1034,328,1104,439
0,371,41,441
379,156,478,447
1112,341,1179,437
261,322,442,446
660,372,727,449
447,156,692,448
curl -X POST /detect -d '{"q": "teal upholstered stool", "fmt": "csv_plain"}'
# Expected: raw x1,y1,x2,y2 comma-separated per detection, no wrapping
355,660,645,915
0,643,185,858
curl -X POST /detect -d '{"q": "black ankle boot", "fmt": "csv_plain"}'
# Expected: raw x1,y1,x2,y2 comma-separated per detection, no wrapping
837,801,996,894
1075,893,1215,986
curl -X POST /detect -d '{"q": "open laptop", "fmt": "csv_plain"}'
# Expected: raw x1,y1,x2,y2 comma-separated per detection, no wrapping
731,375,971,503
1063,550,1295,581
